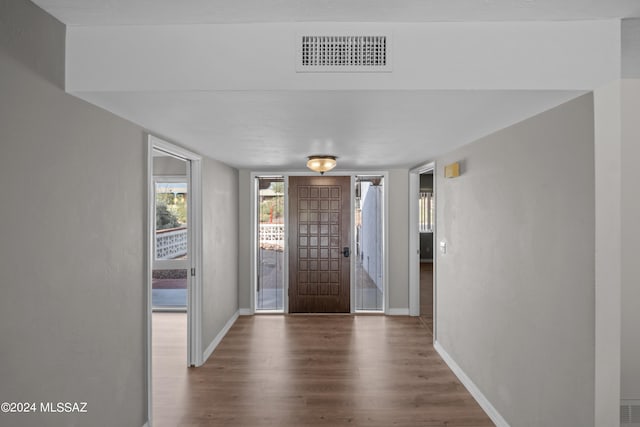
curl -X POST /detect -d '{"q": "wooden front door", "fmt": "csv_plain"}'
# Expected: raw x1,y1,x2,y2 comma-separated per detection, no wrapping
289,176,350,313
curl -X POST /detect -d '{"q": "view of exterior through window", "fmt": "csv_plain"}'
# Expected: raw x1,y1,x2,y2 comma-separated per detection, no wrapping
419,191,434,233
354,176,384,311
256,177,285,311
153,181,188,309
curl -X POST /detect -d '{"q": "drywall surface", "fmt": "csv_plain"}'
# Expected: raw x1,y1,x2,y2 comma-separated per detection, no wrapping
153,155,187,176
237,170,252,311
436,94,595,426
0,0,64,88
201,158,239,348
388,169,410,311
593,80,622,426
621,79,640,400
0,2,146,426
622,19,640,79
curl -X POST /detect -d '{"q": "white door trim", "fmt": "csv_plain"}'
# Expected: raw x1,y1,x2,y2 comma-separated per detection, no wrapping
146,135,203,427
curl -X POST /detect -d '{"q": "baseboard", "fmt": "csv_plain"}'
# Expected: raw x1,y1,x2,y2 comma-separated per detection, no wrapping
433,340,510,427
387,308,410,315
202,310,239,363
239,308,253,316
142,422,149,427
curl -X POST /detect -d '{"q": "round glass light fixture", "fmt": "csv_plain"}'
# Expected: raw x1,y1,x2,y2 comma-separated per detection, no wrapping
306,155,337,175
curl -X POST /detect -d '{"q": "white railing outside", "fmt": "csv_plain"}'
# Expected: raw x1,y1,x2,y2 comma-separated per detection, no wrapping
259,223,284,248
156,227,188,259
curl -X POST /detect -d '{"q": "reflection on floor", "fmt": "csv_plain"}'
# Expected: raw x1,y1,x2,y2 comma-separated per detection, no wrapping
256,248,284,311
419,262,434,332
153,275,187,308
152,312,188,427
256,248,383,312
152,314,494,427
355,256,383,310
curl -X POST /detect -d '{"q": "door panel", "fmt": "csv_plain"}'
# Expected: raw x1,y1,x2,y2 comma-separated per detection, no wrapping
289,176,350,313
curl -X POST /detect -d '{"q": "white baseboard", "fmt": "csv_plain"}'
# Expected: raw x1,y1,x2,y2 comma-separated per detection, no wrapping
239,308,253,315
387,308,410,315
434,340,510,427
202,310,239,363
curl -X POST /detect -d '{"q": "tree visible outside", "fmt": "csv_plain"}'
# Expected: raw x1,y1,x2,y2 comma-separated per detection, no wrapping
155,184,188,230
259,181,284,223
156,203,181,230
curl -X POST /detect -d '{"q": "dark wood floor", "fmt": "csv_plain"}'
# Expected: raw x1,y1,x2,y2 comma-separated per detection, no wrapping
153,312,493,427
419,262,434,332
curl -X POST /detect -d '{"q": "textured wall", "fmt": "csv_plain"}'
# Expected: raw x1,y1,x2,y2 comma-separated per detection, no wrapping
436,94,595,426
201,158,239,347
0,1,146,425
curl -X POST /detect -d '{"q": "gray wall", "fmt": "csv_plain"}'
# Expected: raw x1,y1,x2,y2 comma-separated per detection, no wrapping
435,94,595,426
621,79,640,400
388,169,410,311
153,155,187,176
237,169,252,310
622,19,640,79
202,158,239,346
0,1,146,426
593,80,622,425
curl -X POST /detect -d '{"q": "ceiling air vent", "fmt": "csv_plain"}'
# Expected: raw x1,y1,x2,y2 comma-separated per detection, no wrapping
296,34,392,73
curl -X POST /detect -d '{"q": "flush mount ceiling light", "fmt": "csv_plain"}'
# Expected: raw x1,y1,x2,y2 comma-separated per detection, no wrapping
306,155,337,175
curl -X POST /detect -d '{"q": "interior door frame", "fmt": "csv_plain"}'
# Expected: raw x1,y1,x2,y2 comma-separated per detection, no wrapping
146,135,203,426
249,171,389,315
409,162,436,337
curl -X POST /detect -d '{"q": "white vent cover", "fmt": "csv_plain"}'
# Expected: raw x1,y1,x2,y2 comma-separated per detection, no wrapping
622,401,640,426
296,34,392,73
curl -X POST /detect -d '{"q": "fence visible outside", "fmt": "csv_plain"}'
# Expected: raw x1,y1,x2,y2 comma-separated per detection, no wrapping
259,223,284,250
156,227,188,259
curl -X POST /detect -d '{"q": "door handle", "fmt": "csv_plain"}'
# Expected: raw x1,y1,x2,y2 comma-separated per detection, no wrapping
343,247,350,258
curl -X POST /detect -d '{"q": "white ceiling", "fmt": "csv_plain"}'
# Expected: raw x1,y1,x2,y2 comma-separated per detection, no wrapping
31,1,632,171
31,0,640,26
77,90,583,170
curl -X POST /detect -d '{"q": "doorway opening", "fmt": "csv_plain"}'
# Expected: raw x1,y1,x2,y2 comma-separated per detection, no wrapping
153,171,189,311
147,136,203,426
354,175,385,312
409,163,435,333
418,171,434,332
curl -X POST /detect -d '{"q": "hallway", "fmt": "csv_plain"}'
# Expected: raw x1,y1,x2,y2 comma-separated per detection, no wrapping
153,313,493,427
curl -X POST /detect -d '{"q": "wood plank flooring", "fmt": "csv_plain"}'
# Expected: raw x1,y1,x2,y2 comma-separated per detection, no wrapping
153,312,493,427
419,262,434,333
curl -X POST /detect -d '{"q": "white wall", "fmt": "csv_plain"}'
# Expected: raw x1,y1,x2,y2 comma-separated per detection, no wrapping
435,94,595,426
0,1,146,426
621,79,640,400
201,158,239,347
66,21,620,92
